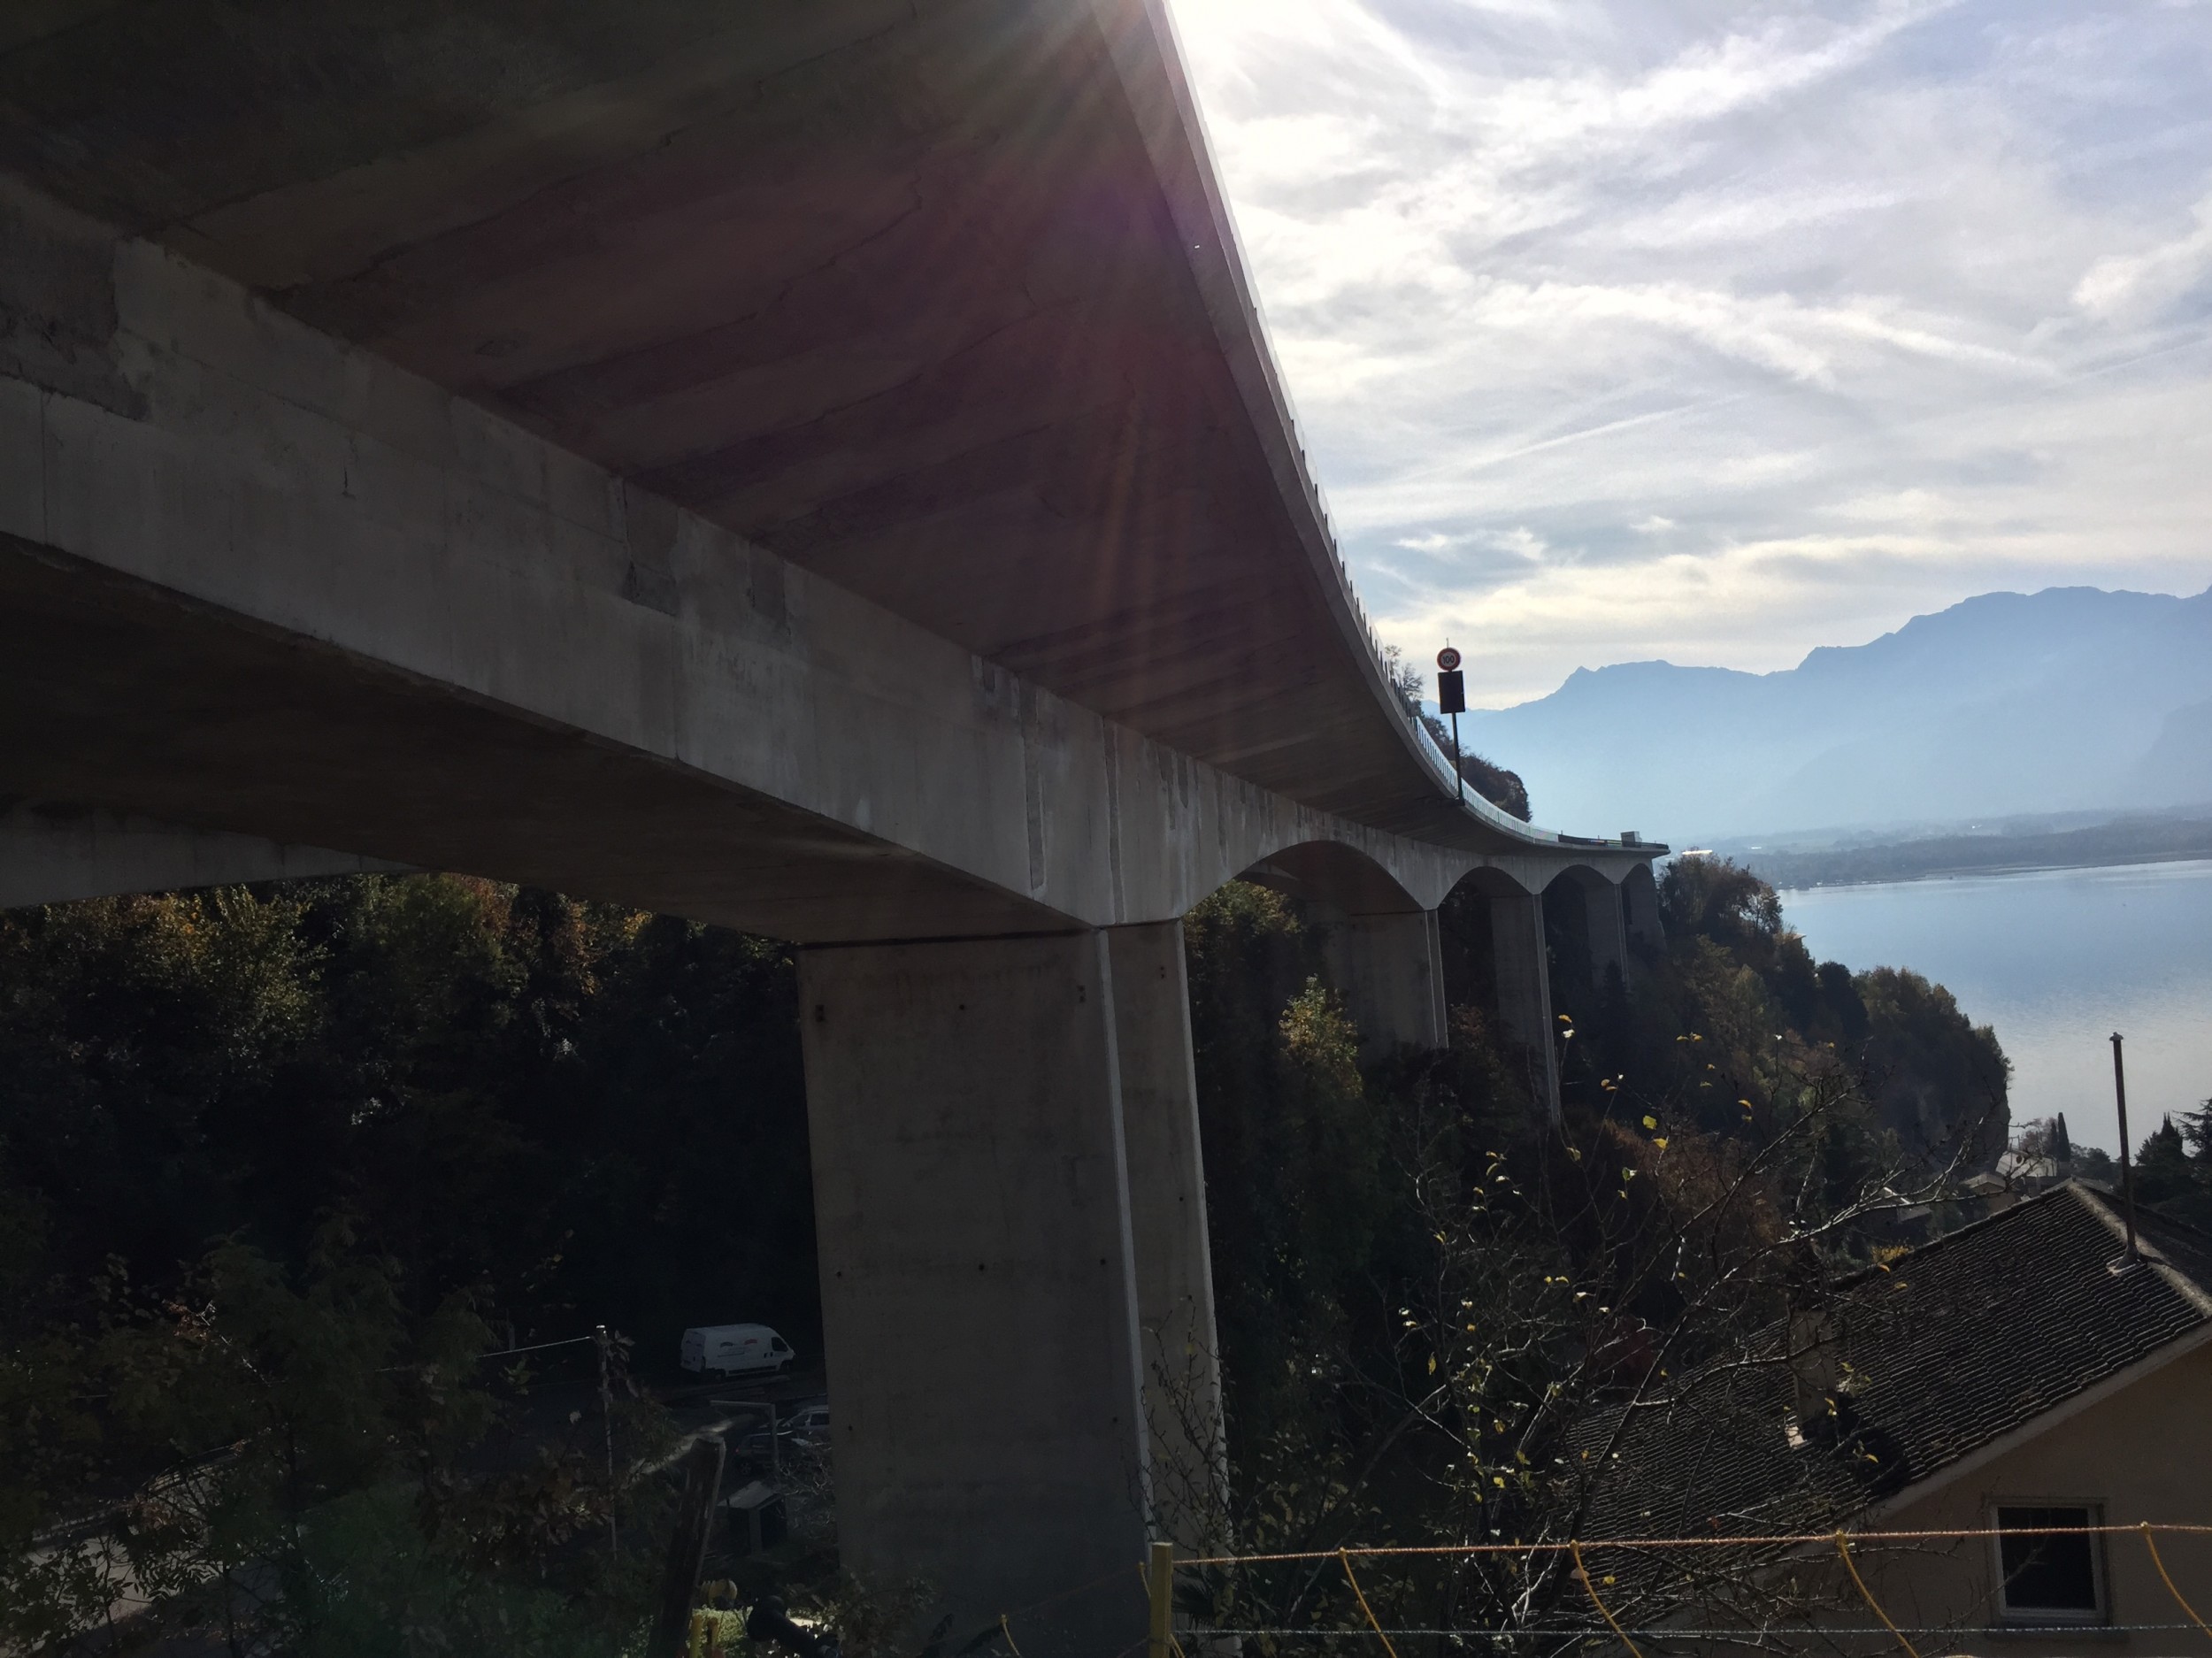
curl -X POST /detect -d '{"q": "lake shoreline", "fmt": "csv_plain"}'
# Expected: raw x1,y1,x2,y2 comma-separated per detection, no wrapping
1780,860,2212,1154
1740,819,2212,891
1772,849,2212,894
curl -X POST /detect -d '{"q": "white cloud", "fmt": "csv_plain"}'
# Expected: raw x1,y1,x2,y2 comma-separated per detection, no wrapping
1171,0,2212,704
1488,526,1551,561
2073,192,2212,322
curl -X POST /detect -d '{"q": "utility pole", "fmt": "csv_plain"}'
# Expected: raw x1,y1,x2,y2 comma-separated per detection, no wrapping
596,1324,619,1562
1148,1541,1175,1658
2112,1032,2139,1261
1437,645,1465,804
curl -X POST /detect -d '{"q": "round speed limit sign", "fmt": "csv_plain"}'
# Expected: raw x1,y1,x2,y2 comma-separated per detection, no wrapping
1436,647,1462,672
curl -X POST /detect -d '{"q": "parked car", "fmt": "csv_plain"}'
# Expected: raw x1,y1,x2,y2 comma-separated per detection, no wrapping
680,1324,795,1378
737,1402,830,1462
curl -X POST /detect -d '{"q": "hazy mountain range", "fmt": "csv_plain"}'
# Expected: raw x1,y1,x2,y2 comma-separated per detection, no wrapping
1459,587,2212,845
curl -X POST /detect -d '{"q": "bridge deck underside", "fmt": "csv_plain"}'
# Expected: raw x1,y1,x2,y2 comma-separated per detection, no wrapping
0,0,1486,841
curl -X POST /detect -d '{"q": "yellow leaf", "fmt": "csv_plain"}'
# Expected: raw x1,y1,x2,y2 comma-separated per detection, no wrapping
1653,1137,1669,1150
1641,1115,1658,1130
1428,1355,1438,1374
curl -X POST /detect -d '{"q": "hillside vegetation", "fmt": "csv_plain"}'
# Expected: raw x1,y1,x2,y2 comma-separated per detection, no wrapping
0,859,2007,1648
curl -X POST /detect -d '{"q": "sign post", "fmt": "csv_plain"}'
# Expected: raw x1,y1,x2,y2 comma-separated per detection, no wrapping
1436,647,1466,804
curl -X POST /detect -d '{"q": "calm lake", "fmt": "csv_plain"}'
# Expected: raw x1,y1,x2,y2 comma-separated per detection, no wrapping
1779,859,2212,1155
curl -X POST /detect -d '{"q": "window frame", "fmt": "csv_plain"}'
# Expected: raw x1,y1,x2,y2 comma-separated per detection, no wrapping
1987,1501,2108,1626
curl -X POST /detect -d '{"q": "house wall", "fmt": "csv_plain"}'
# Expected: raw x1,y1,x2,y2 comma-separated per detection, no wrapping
1854,1340,2212,1650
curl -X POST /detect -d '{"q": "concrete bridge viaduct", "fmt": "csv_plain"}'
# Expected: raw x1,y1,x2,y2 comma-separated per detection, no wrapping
0,0,1663,1640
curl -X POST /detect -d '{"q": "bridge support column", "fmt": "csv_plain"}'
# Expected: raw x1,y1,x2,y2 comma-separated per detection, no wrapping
1622,864,1665,963
1489,892,1562,1122
798,932,1148,1651
1580,879,1632,992
1105,922,1226,1551
1324,910,1448,1056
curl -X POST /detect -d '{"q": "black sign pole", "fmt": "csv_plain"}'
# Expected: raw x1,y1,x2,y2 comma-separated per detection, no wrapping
1436,647,1467,806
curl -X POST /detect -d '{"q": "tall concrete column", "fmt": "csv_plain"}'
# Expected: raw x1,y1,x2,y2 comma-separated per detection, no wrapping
798,932,1148,1649
1580,878,1632,991
1622,864,1665,959
1104,922,1227,1552
1323,910,1448,1056
1488,891,1562,1122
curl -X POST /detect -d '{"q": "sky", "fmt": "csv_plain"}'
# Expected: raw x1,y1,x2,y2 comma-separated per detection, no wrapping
1166,0,2212,706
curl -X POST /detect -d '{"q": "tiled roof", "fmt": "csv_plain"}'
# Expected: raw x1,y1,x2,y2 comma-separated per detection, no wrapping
1578,1184,2212,1547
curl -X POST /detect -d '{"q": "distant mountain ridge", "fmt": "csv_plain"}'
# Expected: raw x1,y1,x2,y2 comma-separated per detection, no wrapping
1463,586,2212,843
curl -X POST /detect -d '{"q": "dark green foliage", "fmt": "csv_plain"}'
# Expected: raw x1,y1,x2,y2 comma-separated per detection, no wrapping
1856,966,2010,1172
0,877,803,1649
2134,1107,2212,1228
2,1217,673,1652
0,875,816,1364
1182,885,1371,1444
1548,857,2009,1178
2136,1115,2190,1199
1,855,2019,1648
1176,864,2001,1639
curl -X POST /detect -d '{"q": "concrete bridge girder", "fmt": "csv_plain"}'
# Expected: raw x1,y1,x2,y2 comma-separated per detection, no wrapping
0,801,404,908
0,188,1650,944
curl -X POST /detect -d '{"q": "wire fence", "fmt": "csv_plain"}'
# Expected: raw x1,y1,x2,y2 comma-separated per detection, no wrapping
974,1523,2212,1658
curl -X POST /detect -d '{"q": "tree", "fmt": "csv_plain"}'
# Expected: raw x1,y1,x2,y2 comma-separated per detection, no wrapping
2,1220,675,1654
2134,1114,2210,1224
1161,866,2001,1647
1158,1005,1978,1646
0,876,818,1361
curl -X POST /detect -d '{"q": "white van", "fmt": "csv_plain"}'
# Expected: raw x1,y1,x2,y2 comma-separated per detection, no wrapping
680,1324,795,1378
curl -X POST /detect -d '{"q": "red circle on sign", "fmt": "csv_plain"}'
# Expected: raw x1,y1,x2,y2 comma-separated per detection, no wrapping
1436,647,1462,672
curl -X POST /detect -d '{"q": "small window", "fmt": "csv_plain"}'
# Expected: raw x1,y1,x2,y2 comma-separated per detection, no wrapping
1993,1505,2104,1623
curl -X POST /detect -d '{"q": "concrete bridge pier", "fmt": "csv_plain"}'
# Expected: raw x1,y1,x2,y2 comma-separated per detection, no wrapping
796,929,1173,1649
1562,871,1633,993
1322,909,1448,1057
1622,864,1665,963
1486,892,1563,1122
1106,921,1228,1553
